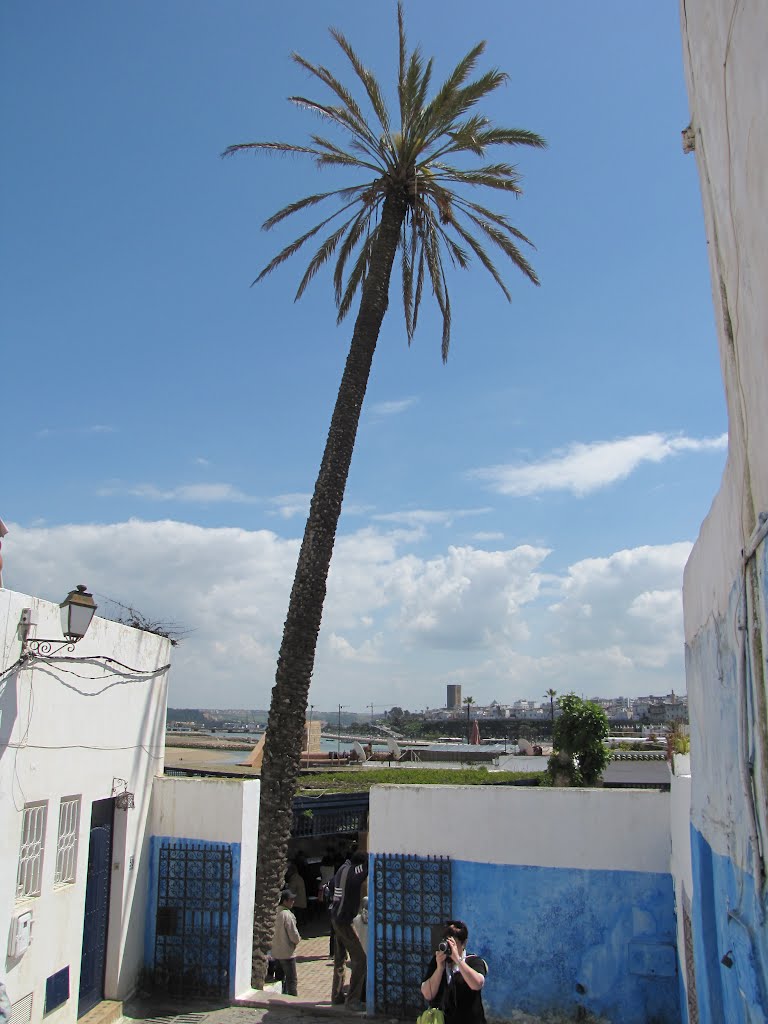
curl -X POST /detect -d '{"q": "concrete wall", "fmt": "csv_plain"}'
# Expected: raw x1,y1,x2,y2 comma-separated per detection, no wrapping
0,587,170,1024
369,785,680,1024
148,776,260,998
680,1,768,1021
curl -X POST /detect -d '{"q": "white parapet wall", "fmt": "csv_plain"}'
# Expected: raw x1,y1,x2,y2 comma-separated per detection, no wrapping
147,775,260,999
369,784,678,1024
0,587,171,1024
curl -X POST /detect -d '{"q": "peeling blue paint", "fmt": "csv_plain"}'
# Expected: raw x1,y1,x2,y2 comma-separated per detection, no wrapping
447,860,680,1024
690,826,768,1024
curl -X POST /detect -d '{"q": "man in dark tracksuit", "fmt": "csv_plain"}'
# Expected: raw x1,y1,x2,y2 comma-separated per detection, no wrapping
330,851,368,1009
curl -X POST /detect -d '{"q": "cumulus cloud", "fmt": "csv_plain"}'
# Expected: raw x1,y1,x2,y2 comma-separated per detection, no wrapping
3,521,693,708
471,432,728,497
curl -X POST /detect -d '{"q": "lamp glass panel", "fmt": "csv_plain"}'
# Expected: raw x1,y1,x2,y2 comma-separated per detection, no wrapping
66,603,95,638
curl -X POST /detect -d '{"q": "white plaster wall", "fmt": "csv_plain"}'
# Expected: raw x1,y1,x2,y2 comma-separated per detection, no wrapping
680,0,768,631
679,0,768,861
149,776,260,998
0,588,170,1024
369,785,671,873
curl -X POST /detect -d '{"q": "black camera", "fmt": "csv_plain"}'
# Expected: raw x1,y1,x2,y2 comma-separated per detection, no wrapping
438,940,450,954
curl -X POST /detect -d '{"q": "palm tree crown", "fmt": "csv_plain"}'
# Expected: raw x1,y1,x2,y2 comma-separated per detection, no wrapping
224,2,546,360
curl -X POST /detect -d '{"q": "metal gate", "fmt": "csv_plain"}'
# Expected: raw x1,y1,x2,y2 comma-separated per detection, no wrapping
372,854,452,1018
153,841,233,999
78,799,114,1018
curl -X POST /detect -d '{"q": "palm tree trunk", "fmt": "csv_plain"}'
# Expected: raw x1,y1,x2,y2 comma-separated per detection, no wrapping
251,191,407,987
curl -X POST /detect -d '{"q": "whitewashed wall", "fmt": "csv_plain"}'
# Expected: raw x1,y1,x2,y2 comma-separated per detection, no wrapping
148,776,260,998
371,784,671,870
680,2,768,1021
0,587,170,1024
369,785,679,1023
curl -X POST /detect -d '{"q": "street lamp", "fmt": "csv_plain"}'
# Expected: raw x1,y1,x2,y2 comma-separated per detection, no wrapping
337,704,346,755
20,585,98,657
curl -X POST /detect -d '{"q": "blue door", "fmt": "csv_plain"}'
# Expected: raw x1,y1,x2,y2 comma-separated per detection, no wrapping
78,799,114,1017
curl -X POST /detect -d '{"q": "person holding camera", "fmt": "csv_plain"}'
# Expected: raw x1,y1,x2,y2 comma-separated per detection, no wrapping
420,920,487,1024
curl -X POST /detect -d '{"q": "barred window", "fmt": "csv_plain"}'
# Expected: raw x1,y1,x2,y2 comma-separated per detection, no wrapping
16,802,48,899
55,796,81,886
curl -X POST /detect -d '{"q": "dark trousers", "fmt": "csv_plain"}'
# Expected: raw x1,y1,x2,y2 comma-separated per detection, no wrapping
331,918,366,1005
278,957,298,997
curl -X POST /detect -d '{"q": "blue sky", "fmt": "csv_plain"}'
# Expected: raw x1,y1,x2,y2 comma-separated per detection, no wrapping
1,1,727,713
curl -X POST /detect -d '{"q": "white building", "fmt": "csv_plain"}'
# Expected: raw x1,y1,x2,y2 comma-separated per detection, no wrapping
1,587,259,1024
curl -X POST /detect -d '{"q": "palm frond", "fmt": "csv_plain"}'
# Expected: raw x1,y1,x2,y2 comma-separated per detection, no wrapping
256,201,359,283
449,218,512,300
333,203,378,304
463,211,540,284
330,28,392,138
336,230,377,322
295,215,359,300
454,198,535,246
221,141,322,159
401,226,414,341
291,52,372,140
289,96,384,164
263,189,356,231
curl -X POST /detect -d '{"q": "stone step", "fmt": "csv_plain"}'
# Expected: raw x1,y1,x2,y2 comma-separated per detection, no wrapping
78,1000,123,1024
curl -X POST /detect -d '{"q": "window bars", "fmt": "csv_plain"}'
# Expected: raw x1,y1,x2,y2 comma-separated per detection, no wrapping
16,802,48,899
55,797,81,886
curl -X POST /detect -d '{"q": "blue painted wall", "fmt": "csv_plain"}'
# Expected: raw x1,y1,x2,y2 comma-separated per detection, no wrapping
444,860,679,1024
690,826,768,1023
684,536,768,1023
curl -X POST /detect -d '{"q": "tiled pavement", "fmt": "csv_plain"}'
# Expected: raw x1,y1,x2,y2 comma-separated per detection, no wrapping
122,929,555,1024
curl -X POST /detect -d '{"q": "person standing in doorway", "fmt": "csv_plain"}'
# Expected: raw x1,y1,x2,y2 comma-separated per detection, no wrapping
330,851,368,1009
272,889,301,997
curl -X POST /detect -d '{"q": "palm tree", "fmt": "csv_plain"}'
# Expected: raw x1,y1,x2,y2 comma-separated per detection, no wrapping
545,688,557,726
463,695,476,740
224,5,545,987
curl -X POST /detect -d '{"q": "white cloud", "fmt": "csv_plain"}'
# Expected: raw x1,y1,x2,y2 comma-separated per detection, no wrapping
471,432,728,497
3,522,693,709
98,482,259,503
266,493,311,519
368,397,418,416
373,508,492,528
473,531,505,542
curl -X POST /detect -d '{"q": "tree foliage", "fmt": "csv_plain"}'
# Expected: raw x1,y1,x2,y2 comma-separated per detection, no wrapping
546,693,610,786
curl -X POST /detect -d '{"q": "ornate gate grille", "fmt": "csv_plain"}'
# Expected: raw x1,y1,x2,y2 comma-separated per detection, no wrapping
153,841,233,999
373,854,452,1018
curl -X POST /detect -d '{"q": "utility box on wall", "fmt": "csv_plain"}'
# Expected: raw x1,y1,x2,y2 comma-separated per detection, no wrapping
8,909,33,957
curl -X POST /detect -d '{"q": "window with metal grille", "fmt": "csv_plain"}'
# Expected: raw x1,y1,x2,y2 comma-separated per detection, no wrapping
55,797,81,886
16,802,47,899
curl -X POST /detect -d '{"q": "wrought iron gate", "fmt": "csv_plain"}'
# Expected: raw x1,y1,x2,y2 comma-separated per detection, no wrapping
373,854,452,1018
153,841,233,999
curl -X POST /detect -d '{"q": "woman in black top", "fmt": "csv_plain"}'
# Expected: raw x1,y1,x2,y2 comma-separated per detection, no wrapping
420,920,487,1024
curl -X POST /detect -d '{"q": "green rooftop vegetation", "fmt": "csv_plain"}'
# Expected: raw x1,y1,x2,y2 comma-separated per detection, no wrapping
296,766,542,795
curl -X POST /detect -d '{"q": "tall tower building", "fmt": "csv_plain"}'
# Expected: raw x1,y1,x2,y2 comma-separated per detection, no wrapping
447,684,462,710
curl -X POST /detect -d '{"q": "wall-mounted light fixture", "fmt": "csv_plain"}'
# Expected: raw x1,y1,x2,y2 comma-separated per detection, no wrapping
721,949,734,969
112,777,135,810
20,585,98,657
